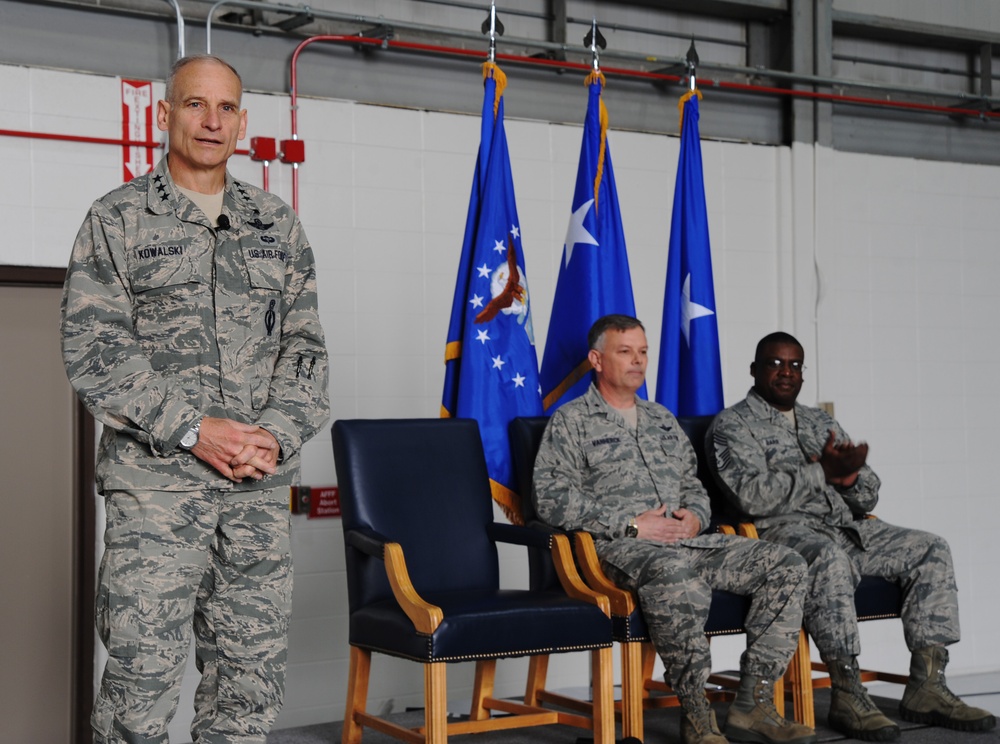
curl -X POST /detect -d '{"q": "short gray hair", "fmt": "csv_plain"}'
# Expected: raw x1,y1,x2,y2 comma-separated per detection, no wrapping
588,314,645,351
165,54,243,103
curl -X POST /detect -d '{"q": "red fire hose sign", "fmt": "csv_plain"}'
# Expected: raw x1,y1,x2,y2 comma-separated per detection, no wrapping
122,79,154,182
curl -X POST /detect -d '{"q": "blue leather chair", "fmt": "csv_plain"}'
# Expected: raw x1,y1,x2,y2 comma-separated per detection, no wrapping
333,418,616,744
509,415,766,743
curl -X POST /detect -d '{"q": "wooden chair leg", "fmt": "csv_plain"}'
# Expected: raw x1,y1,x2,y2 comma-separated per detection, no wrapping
592,646,616,744
524,654,548,707
424,662,448,744
787,629,815,728
470,658,497,721
641,641,658,697
620,640,644,740
343,646,370,744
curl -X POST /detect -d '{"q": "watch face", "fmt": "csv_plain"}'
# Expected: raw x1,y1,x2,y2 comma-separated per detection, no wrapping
181,429,198,449
625,525,639,538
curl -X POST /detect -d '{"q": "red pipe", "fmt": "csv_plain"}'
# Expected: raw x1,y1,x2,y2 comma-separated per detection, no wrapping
0,127,269,189
288,34,1000,213
0,128,162,148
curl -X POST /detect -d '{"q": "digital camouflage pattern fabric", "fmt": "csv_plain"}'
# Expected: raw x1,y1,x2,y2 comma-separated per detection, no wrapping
707,388,960,659
62,154,329,743
61,156,329,493
533,384,807,704
91,487,291,743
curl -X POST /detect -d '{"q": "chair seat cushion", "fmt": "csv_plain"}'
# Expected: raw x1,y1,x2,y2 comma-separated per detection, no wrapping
854,576,902,621
350,589,613,662
705,589,751,636
610,589,749,642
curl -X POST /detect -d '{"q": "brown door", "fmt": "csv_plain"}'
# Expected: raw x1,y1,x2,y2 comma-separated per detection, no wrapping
0,272,94,743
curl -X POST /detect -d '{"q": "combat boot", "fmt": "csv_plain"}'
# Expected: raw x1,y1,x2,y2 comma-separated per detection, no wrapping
826,657,900,741
899,646,996,731
725,677,816,744
681,699,728,744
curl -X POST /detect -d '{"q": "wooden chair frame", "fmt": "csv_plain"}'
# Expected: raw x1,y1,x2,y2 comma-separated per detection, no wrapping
342,532,616,744
570,528,786,742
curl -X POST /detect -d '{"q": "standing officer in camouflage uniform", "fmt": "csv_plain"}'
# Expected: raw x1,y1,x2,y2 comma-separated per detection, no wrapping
533,315,815,744
61,55,329,743
707,332,995,741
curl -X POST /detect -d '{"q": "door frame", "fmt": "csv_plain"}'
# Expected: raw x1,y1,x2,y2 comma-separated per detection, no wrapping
0,265,95,744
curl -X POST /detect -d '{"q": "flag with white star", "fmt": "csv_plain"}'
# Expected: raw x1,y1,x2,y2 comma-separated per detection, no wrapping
655,90,724,416
442,63,543,523
540,72,644,413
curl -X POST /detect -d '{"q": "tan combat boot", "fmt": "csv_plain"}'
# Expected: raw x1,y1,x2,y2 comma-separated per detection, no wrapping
681,698,728,744
826,657,900,741
900,646,997,731
724,677,816,744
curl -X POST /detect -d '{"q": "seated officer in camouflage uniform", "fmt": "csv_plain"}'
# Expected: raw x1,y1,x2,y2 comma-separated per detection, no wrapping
707,331,995,741
533,315,816,744
61,55,329,743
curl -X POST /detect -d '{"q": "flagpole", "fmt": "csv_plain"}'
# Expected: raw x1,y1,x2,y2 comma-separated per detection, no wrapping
587,18,603,73
686,39,699,91
482,0,505,64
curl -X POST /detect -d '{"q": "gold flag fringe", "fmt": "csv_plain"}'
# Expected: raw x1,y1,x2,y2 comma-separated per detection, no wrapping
482,61,508,119
585,70,609,212
678,88,702,131
491,479,524,526
444,340,461,363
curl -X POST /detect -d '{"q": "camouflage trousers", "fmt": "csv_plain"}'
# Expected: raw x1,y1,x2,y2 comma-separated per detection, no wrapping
91,487,292,744
599,535,807,706
760,518,960,660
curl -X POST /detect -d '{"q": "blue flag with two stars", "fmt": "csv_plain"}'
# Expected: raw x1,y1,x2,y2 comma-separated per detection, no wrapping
441,62,543,523
540,71,644,413
655,90,724,417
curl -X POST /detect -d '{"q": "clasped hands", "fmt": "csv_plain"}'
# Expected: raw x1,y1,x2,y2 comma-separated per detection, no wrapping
189,416,280,483
813,428,867,487
634,505,702,544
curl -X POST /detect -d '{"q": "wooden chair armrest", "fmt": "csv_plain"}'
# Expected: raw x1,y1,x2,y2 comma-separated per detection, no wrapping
550,533,610,616
738,522,760,539
383,542,444,634
719,524,736,535
572,531,637,616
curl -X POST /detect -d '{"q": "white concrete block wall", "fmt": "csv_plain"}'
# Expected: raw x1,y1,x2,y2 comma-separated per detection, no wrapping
3,63,999,738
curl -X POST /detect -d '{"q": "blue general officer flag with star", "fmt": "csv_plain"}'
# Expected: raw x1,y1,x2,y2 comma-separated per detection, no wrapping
540,72,644,413
655,90,724,417
442,63,543,523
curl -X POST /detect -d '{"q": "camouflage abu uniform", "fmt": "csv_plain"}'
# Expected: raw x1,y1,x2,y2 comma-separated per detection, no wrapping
707,388,959,660
533,384,808,705
61,157,330,742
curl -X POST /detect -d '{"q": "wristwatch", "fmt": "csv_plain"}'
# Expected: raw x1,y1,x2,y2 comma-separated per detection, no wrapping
625,517,638,538
179,419,202,450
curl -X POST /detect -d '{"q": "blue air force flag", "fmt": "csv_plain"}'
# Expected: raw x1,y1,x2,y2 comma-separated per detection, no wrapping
655,91,724,417
540,72,643,413
442,63,543,522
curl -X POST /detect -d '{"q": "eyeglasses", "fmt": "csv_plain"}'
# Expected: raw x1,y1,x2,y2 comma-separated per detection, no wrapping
759,357,805,373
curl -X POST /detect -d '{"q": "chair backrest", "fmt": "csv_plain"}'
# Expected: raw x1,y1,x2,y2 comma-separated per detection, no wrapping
509,416,550,525
333,418,500,614
509,416,560,591
677,415,740,528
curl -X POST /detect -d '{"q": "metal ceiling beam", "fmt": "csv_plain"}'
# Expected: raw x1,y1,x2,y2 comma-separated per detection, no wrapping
832,9,1000,52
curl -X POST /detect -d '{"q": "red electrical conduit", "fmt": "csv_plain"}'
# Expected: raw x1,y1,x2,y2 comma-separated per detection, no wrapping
0,129,264,183
289,34,1000,212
